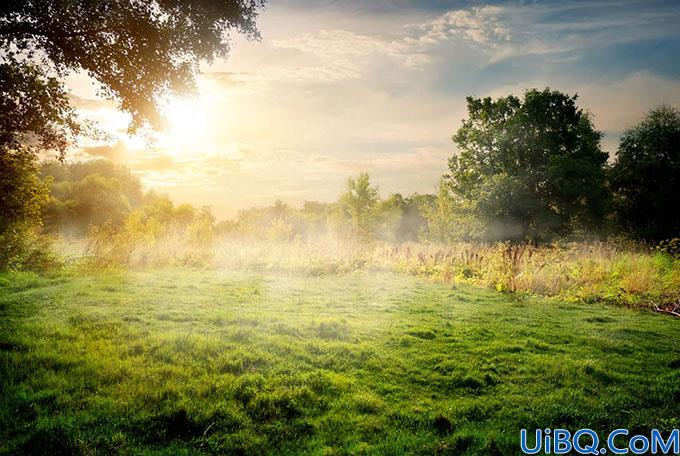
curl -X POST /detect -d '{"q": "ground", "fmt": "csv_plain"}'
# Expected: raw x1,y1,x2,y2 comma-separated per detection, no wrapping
1,269,679,455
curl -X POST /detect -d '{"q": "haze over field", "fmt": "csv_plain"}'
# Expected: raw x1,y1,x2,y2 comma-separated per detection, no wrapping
66,0,680,219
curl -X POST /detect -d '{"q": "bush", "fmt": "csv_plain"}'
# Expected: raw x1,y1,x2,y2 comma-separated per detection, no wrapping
0,224,59,271
0,149,57,271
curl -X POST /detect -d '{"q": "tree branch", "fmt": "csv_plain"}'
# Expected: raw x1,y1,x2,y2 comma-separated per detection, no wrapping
0,22,110,39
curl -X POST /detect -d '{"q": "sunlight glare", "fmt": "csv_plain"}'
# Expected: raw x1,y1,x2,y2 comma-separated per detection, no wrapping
162,97,210,151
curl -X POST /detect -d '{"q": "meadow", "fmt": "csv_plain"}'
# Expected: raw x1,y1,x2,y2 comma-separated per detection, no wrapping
1,267,679,455
2,3,680,455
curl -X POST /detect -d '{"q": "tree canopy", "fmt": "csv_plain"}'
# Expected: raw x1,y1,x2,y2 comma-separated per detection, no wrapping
610,105,680,241
0,0,265,139
446,88,610,242
0,62,81,154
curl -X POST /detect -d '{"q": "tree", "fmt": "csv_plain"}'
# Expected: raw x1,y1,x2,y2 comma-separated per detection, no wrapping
377,193,405,242
337,172,380,240
425,178,478,242
0,62,81,157
0,1,265,269
378,193,433,242
0,150,51,268
446,88,609,242
41,160,144,235
0,0,265,137
301,200,334,235
610,105,680,241
399,193,434,242
42,159,143,207
0,150,48,235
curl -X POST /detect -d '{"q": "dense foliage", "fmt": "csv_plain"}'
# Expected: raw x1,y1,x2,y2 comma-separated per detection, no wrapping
446,89,610,242
610,105,680,241
0,61,81,268
0,62,81,156
0,0,265,131
41,160,143,236
0,150,53,269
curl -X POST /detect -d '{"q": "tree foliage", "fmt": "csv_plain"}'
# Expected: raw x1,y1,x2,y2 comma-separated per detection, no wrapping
610,105,680,241
0,150,48,233
41,159,142,235
0,150,52,269
425,178,477,242
446,88,609,242
0,0,265,133
338,172,380,240
379,192,433,242
0,62,81,155
0,0,265,270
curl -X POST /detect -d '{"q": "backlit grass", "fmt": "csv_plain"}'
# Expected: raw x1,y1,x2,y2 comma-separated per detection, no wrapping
1,269,679,455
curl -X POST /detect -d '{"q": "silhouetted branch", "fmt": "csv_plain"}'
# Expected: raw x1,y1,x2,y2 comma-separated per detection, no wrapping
0,22,110,39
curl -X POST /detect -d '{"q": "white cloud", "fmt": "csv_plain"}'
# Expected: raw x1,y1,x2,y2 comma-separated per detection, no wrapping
414,6,511,47
411,2,680,61
271,29,430,82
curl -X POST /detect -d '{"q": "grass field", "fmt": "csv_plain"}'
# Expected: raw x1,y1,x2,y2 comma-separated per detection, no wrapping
1,268,679,455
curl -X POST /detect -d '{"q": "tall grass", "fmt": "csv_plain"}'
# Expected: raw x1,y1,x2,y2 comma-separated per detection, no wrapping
76,224,680,310
385,241,680,309
212,236,371,275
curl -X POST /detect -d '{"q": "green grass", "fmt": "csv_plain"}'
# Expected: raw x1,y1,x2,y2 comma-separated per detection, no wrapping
1,268,679,455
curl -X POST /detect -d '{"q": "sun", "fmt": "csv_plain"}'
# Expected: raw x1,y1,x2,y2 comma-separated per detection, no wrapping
161,96,210,150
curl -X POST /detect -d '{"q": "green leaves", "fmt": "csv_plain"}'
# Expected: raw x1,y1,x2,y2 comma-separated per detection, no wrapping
446,88,609,242
1,0,266,133
338,172,381,240
610,105,680,241
0,62,81,156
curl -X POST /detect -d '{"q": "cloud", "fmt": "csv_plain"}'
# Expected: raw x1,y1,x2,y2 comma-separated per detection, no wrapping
412,1,680,64
81,141,129,163
322,147,450,174
414,6,510,47
270,29,430,82
202,71,249,87
68,94,113,111
275,29,429,66
131,155,175,171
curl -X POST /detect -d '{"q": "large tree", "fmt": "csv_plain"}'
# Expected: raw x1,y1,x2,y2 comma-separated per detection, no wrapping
610,105,680,241
0,0,265,143
446,88,609,242
0,0,265,269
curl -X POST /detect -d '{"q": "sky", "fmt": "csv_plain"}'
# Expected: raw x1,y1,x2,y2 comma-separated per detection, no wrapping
66,0,680,219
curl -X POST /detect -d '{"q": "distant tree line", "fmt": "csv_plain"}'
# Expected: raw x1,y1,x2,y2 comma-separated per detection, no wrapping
217,94,679,246
1,91,679,269
214,174,433,243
